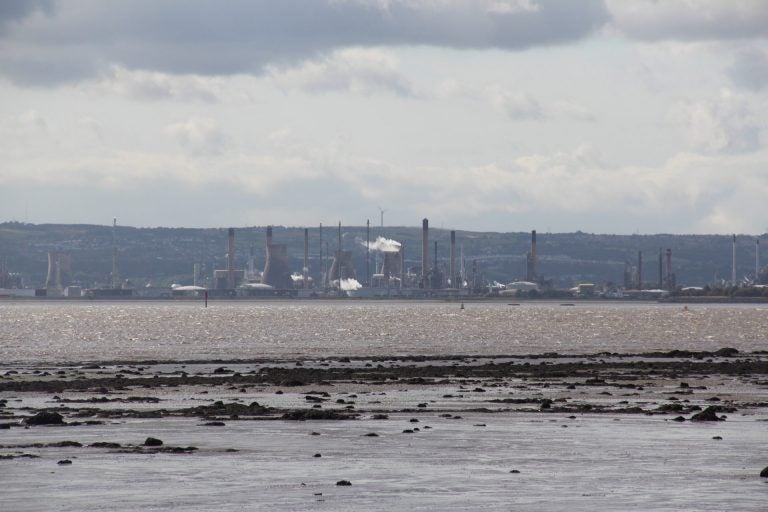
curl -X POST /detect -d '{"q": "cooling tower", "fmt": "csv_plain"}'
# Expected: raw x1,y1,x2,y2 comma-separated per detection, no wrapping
46,252,71,290
328,250,356,283
381,251,401,284
262,243,293,289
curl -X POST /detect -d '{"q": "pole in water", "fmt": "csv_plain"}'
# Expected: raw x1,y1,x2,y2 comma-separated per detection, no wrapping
204,290,208,308
460,302,465,310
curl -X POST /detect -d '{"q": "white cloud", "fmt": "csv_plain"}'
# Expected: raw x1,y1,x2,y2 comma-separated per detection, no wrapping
268,49,415,96
439,82,594,122
727,47,768,91
486,85,544,120
18,109,47,131
672,90,764,154
165,117,226,154
86,66,220,102
2,132,768,233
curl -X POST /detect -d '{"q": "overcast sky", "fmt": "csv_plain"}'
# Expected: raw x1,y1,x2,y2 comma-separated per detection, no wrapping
1,0,767,234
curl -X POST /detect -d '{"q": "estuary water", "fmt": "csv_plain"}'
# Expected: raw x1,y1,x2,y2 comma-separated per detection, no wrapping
1,301,767,363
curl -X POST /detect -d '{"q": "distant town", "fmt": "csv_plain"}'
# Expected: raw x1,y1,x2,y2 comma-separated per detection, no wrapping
1,220,766,301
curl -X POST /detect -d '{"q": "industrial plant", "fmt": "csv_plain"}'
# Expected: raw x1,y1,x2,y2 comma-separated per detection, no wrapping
1,217,767,301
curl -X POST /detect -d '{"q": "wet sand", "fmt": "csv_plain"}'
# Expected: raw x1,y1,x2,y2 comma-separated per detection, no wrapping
2,349,768,510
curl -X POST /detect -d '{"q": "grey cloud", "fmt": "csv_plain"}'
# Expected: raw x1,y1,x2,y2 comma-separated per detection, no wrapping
0,0,609,85
607,1,768,42
728,48,768,91
0,0,52,32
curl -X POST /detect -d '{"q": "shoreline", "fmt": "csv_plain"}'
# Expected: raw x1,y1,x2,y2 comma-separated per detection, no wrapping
4,349,768,510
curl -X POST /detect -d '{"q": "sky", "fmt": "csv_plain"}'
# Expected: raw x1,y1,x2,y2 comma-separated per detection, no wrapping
0,0,767,234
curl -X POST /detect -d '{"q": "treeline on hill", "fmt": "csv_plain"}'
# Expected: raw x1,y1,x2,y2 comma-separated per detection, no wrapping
0,222,765,289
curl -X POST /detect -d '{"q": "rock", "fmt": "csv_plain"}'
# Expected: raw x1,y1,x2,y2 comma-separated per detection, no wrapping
690,406,724,422
313,453,322,458
91,442,121,448
712,436,722,440
144,437,163,446
760,466,768,478
363,433,379,437
509,469,520,474
57,459,72,465
282,409,354,421
402,429,414,433
672,416,686,422
336,480,352,486
713,347,738,357
26,411,65,425
371,414,389,420
203,421,226,427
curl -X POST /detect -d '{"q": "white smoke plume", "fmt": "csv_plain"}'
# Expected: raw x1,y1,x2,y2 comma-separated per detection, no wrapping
339,278,363,291
363,236,401,253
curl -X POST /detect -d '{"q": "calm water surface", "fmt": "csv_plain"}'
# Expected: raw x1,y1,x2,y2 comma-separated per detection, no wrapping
2,301,766,363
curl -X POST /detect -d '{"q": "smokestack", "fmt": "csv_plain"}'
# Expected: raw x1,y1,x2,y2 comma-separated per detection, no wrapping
422,218,429,289
304,228,309,289
732,234,737,286
366,219,370,287
757,238,761,280
111,218,119,288
227,228,236,289
319,223,324,288
338,221,342,252
434,241,438,288
400,242,405,289
531,230,537,280
657,249,663,289
637,250,643,290
266,226,273,247
665,248,673,290
450,230,456,288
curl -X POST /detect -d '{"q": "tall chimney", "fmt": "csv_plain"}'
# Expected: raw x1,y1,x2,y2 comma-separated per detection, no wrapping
450,230,456,288
434,241,438,288
421,218,429,289
657,249,663,289
319,223,324,288
531,230,537,281
665,248,673,290
637,250,643,290
366,219,370,287
732,234,737,286
338,221,342,252
227,227,235,289
111,218,119,288
757,238,761,280
266,225,273,247
400,242,405,289
304,228,309,289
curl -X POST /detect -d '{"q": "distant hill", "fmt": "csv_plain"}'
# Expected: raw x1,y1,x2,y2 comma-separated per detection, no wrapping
0,222,765,289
